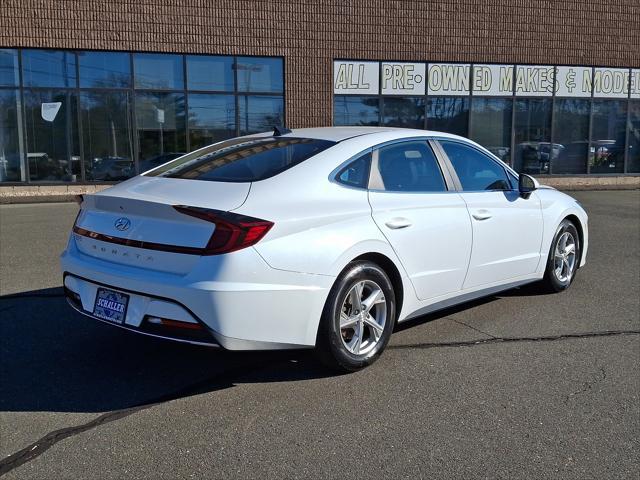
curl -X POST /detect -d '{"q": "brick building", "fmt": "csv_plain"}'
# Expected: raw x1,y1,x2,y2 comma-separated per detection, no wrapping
0,0,639,193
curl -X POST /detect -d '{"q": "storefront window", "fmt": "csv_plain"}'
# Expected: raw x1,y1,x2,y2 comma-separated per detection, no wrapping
22,50,77,88
135,92,186,171
188,93,236,150
470,97,513,163
133,53,184,90
628,101,640,173
513,98,552,174
186,55,234,92
382,97,425,128
0,90,25,182
78,51,131,88
236,57,283,93
0,49,19,86
238,95,284,134
23,90,80,181
552,99,590,174
80,92,134,181
334,97,379,126
0,50,285,184
589,100,627,174
426,97,469,136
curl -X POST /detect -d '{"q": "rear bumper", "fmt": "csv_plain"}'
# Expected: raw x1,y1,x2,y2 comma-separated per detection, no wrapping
64,279,221,347
61,236,334,350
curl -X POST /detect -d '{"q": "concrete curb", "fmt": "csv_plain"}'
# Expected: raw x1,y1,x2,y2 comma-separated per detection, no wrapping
1,177,639,203
0,185,110,204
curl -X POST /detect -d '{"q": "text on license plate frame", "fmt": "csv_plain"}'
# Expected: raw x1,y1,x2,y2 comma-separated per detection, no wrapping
93,287,129,324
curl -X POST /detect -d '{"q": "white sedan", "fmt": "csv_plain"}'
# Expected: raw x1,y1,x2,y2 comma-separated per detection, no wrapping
61,127,588,371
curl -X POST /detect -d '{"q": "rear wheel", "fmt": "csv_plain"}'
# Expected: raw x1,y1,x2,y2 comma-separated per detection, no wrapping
316,261,395,372
539,219,580,292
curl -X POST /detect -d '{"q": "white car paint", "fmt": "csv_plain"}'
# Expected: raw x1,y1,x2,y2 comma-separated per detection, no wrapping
60,127,588,350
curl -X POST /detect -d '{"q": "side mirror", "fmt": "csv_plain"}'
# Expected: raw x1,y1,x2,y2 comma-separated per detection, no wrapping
518,173,539,198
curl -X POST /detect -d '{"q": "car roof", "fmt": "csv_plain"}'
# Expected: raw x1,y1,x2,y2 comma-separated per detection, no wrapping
252,126,468,143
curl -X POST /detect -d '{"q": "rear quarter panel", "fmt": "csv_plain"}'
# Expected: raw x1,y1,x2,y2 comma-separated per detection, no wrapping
235,136,419,316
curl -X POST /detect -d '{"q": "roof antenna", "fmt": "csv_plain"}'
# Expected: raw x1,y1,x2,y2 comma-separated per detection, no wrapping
273,125,292,136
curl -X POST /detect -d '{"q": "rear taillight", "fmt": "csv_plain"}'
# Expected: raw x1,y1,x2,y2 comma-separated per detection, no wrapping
173,205,273,255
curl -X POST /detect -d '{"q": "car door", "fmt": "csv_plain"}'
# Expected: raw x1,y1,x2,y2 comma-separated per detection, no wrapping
435,139,544,289
368,139,472,301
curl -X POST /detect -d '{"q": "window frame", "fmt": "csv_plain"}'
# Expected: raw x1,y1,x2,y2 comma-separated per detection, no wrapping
433,138,518,192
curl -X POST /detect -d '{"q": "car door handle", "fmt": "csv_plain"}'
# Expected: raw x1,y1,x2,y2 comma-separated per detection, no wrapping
472,210,492,221
385,218,412,229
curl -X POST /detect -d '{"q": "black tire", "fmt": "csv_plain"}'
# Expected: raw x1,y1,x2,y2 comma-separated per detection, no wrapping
315,261,396,372
539,219,581,293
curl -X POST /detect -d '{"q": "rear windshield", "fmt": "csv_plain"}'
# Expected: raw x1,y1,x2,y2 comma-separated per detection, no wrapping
144,137,336,182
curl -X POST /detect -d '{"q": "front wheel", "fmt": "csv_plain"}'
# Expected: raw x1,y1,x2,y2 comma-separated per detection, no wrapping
316,261,396,372
539,219,581,292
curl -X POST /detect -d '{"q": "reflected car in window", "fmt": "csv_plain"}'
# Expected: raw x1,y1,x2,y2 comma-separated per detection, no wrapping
88,157,134,181
61,127,589,372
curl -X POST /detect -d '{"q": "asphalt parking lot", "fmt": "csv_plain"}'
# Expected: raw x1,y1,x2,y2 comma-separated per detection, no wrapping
0,190,639,479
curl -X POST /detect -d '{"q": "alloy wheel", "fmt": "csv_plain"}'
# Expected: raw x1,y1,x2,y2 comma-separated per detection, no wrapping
553,231,577,283
339,280,387,356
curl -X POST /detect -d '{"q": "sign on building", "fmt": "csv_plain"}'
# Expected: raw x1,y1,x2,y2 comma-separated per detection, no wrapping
381,62,426,95
472,64,514,96
555,67,593,97
427,64,470,96
514,65,554,96
333,61,379,95
631,69,640,99
333,60,637,100
592,68,630,98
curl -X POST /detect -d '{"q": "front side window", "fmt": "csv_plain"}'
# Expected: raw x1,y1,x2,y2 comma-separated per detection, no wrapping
440,140,512,191
376,141,446,192
146,137,335,182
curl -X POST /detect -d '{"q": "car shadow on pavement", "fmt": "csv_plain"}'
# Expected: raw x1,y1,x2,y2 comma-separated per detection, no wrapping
394,282,553,333
0,287,337,414
0,282,553,414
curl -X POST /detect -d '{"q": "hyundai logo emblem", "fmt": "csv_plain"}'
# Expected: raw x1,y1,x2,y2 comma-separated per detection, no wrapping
114,217,131,232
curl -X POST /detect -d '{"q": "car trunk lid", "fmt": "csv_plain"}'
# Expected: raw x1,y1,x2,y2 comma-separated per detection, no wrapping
72,176,251,274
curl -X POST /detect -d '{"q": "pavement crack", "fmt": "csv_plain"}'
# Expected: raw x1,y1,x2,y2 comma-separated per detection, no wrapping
0,357,282,477
388,329,640,350
564,366,607,404
449,317,498,339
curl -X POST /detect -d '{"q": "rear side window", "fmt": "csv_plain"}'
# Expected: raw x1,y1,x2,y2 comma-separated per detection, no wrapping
145,137,336,182
376,141,446,192
336,152,371,188
439,140,512,191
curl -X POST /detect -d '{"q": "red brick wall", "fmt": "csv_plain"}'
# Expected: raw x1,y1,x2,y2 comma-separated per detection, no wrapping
1,0,638,127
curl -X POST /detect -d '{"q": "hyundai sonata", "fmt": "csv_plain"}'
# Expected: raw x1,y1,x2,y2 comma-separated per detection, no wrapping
61,127,588,371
